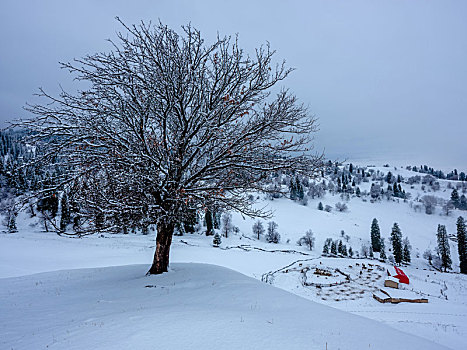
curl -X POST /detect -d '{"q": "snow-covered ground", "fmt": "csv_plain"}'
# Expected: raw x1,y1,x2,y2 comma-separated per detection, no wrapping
1,163,466,349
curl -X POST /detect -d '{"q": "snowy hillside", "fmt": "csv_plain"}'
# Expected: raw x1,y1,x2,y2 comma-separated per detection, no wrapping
0,264,450,350
1,162,467,349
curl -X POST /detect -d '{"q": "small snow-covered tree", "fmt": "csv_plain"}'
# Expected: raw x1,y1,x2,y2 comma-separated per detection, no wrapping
361,243,369,258
213,232,222,247
317,202,324,211
335,202,348,212
331,240,337,255
297,230,315,251
437,224,452,272
402,237,411,264
324,205,332,212
390,223,403,264
221,212,233,238
252,220,265,240
266,221,280,243
422,195,438,215
380,238,387,261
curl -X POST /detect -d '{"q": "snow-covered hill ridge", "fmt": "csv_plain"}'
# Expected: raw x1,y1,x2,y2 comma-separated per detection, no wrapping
0,263,451,350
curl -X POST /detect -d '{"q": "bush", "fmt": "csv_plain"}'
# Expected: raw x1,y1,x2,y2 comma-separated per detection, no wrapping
297,230,315,251
335,202,348,212
266,221,280,243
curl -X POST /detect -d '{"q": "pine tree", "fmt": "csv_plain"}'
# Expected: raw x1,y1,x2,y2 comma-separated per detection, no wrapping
457,216,467,274
356,187,361,197
296,177,304,201
437,224,452,271
213,232,222,247
331,240,337,255
370,218,381,252
318,202,324,210
338,240,343,255
369,246,374,258
402,237,411,263
348,247,353,257
289,178,297,200
205,209,214,236
7,213,18,233
60,193,70,233
380,238,387,261
390,223,403,264
323,242,329,254
451,189,460,208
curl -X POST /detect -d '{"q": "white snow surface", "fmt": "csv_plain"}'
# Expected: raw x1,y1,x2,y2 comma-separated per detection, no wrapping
0,263,450,350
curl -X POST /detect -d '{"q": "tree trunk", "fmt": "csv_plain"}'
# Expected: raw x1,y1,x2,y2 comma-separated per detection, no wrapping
147,220,175,275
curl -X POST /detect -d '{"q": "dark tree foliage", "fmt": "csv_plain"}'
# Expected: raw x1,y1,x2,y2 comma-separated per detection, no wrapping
59,192,70,232
457,216,467,274
370,218,381,252
437,224,452,272
390,223,403,265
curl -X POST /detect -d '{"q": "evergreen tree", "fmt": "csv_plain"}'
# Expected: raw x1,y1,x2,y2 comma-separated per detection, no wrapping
370,218,381,252
331,240,337,255
60,193,70,233
451,189,460,208
457,216,467,274
349,163,353,173
437,224,452,271
356,187,361,197
402,237,411,263
7,212,18,233
318,202,324,211
338,240,343,255
369,246,374,258
342,244,348,256
296,177,304,201
323,242,329,254
289,178,297,200
213,232,222,247
390,223,403,264
205,209,214,236
380,238,387,261
348,246,353,257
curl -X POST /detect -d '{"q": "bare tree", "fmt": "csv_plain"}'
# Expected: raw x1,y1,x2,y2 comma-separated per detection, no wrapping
18,19,323,274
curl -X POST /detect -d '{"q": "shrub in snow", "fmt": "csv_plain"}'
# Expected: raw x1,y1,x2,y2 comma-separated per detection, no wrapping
361,244,369,258
297,230,315,251
422,195,438,215
266,221,280,243
213,232,222,247
335,202,348,212
324,205,332,212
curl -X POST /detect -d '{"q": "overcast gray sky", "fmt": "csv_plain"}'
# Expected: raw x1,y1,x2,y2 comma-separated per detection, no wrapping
1,0,466,169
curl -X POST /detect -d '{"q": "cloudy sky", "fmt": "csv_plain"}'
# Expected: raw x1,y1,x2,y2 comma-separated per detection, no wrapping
1,0,466,169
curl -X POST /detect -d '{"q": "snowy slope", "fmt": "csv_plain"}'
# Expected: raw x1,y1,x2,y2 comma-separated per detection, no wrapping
0,263,450,350
1,162,466,349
